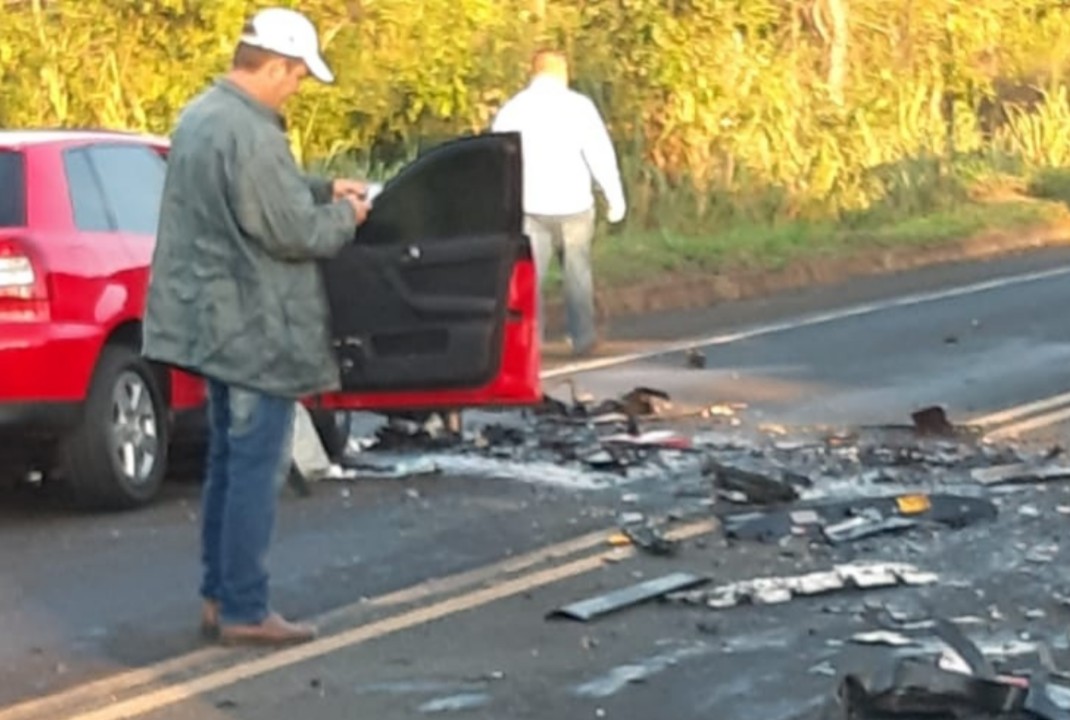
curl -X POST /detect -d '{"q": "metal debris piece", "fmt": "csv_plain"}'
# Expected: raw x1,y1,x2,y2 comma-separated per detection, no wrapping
811,661,838,677
707,460,799,506
838,564,900,589
622,525,679,556
480,424,527,446
839,658,1029,718
972,463,1070,487
933,617,997,679
796,572,848,596
721,493,997,543
666,563,935,611
617,387,673,417
823,513,918,545
343,458,440,479
912,405,956,437
548,573,709,622
849,631,916,647
602,430,692,450
1025,673,1070,720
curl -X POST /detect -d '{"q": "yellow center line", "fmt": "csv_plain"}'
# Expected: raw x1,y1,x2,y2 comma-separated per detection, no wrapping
970,390,1070,429
1,520,715,720
984,405,1070,440
0,527,607,720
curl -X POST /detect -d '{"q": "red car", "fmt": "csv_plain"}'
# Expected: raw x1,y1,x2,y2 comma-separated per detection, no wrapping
0,129,540,510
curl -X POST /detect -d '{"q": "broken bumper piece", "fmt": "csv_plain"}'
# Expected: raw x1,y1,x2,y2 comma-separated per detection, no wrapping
667,562,936,610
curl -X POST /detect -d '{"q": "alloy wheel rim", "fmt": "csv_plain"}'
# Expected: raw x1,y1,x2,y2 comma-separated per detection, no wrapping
109,371,159,486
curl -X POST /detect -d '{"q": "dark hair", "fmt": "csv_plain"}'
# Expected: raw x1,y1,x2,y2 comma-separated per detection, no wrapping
231,21,301,72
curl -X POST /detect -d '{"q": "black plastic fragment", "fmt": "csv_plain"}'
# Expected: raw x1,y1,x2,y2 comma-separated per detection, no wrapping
932,617,996,680
721,494,997,543
708,460,800,505
622,525,679,556
548,572,708,622
912,406,956,437
839,657,1028,718
1025,672,1070,720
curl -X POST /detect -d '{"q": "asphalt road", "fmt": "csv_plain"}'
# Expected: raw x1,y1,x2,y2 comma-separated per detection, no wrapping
5,248,1070,720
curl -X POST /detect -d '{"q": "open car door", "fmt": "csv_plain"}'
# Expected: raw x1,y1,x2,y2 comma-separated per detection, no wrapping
311,132,541,413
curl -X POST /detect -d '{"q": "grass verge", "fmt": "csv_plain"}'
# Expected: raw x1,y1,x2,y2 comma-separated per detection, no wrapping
544,199,1070,291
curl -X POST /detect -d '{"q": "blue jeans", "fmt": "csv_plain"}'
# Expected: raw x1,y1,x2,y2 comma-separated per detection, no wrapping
200,379,295,625
524,209,597,354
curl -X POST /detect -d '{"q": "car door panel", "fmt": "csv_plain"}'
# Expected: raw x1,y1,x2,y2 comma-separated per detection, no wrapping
313,132,541,411
376,234,509,318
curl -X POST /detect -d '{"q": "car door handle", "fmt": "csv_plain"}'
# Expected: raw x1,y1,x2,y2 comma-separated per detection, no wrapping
401,245,422,263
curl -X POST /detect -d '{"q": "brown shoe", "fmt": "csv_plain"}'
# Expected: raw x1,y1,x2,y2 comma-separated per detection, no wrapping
200,600,220,639
219,612,317,647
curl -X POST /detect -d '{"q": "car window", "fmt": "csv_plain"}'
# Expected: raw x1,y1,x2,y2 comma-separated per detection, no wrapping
64,149,113,232
87,144,167,236
0,150,27,228
362,135,521,246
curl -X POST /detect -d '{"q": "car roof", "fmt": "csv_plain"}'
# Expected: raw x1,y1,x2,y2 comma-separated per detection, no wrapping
0,129,170,149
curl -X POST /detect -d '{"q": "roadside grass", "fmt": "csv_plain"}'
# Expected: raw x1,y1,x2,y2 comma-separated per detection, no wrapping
543,197,1069,291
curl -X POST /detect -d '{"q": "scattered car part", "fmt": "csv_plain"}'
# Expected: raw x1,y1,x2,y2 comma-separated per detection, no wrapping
667,563,936,610
622,524,679,556
823,512,918,545
839,657,1029,718
933,617,997,679
971,462,1070,487
911,405,956,437
721,493,997,543
548,572,709,622
707,459,800,506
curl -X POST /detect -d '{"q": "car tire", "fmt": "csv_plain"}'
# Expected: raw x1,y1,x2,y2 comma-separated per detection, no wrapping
60,344,169,511
309,409,352,462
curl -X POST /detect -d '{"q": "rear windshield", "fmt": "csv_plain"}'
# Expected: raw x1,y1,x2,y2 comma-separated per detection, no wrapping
0,150,26,227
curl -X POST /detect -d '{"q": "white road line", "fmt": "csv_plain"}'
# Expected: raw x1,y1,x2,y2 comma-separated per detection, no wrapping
543,265,1070,379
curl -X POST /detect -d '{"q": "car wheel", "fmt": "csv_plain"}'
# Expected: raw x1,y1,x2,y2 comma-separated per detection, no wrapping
60,344,169,510
309,409,352,462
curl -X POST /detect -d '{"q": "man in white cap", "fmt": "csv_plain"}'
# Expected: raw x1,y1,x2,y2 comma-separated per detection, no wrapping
143,7,369,646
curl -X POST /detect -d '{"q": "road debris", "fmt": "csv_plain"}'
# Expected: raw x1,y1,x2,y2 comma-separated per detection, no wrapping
341,457,441,480
911,405,956,437
707,459,802,505
418,693,491,713
666,562,937,610
621,524,679,556
721,493,997,543
548,572,709,622
849,631,916,647
571,642,711,698
834,618,1070,720
972,462,1070,487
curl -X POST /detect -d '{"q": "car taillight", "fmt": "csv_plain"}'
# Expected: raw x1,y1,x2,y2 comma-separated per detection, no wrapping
0,239,49,322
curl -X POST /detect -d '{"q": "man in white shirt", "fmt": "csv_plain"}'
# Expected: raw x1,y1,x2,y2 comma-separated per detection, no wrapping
492,50,626,357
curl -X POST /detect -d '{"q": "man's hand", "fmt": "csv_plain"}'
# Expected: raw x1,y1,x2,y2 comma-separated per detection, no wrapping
342,193,371,226
332,178,368,202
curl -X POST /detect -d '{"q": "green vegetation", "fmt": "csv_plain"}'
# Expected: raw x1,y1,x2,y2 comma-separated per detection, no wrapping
7,0,1070,288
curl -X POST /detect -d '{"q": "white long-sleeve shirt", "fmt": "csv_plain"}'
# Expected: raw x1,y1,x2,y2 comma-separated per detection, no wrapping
492,77,626,221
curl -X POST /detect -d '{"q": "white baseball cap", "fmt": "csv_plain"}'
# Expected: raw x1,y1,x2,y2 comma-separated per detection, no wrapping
239,8,335,84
